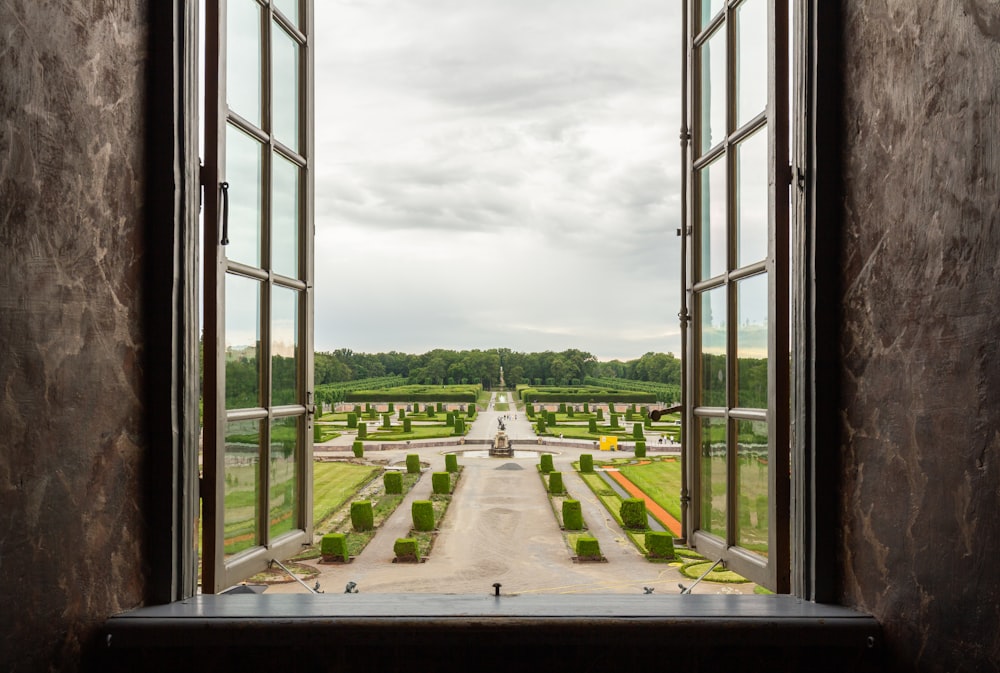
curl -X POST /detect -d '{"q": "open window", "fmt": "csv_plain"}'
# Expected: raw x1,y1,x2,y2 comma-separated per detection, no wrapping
681,0,790,591
201,0,316,593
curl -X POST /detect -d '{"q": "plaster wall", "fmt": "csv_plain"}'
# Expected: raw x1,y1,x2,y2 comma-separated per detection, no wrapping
0,3,151,671
838,1,1000,670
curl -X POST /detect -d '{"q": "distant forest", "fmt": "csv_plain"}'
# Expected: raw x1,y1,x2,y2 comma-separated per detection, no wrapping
316,348,680,390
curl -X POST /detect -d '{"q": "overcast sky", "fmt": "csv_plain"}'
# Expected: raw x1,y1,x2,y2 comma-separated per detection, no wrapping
313,0,683,361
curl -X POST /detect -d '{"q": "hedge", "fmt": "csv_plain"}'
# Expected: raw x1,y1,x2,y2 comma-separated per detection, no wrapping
562,499,584,530
539,454,554,473
352,440,364,458
548,471,565,494
432,471,451,495
632,422,644,440
467,404,475,417
588,419,598,433
393,537,420,562
579,454,594,473
412,500,434,531
357,423,367,439
536,418,547,434
383,471,403,494
382,413,392,429
645,531,676,559
445,453,459,473
620,498,648,530
320,533,349,563
610,414,620,428
351,500,374,532
403,418,412,432
575,536,602,560
406,454,421,474
347,412,358,429
634,441,646,458
454,418,466,434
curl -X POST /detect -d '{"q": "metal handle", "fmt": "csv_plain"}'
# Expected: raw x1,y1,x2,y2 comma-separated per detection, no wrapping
219,181,230,246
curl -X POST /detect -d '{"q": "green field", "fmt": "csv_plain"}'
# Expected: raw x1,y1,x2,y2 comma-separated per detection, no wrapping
313,461,381,528
618,458,683,523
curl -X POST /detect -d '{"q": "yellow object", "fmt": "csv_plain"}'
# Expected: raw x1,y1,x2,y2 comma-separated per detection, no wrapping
599,436,619,451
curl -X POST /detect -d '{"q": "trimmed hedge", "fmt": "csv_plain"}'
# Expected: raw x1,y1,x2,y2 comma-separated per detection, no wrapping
403,418,412,432
575,536,602,560
411,500,434,531
536,418,547,434
620,498,648,530
351,500,374,532
382,413,392,429
320,533,349,563
467,404,475,417
384,471,403,494
445,453,459,473
352,440,364,458
393,538,420,562
579,454,594,473
539,454,554,473
432,471,451,495
446,411,455,427
548,471,564,494
634,441,646,458
610,414,620,428
632,422,644,440
562,499,584,530
406,454,420,474
347,412,358,428
588,419,598,433
454,418,466,434
357,423,367,439
645,531,676,559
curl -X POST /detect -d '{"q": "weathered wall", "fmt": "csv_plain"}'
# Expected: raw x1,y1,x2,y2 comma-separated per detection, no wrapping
0,3,151,671
838,1,1000,670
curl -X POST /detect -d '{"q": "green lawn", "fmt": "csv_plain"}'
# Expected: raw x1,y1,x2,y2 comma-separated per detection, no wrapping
366,425,463,441
313,461,381,527
618,458,684,523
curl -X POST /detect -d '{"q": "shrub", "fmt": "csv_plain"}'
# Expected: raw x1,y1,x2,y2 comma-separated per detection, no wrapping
645,531,676,559
567,406,575,417
632,422,644,440
403,418,412,432
562,499,584,530
411,500,434,531
588,419,598,433
382,413,391,429
365,403,373,412
454,418,466,434
583,403,590,414
413,403,421,413
320,533,348,563
446,411,455,427
558,403,566,413
357,423,367,439
393,538,420,562
437,402,444,412
610,414,620,428
547,410,557,426
353,404,361,415
445,453,458,473
347,412,358,428
634,441,646,458
467,404,475,417
526,403,535,417
313,422,322,443
620,498,648,530
576,536,602,560
432,471,451,495
536,418,547,434
387,402,394,413
398,408,405,420
383,471,403,494
596,408,604,421
539,453,554,473
406,454,420,474
426,406,436,418
548,471,564,493
351,500,374,532
579,454,594,473
352,440,364,458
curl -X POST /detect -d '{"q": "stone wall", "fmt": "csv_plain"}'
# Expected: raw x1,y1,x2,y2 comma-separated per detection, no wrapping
0,3,151,671
838,1,1000,670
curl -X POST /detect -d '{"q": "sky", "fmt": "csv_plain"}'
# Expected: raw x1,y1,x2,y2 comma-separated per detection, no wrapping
312,0,684,361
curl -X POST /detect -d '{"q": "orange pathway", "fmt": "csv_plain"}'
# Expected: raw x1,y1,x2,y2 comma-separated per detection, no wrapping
603,469,683,537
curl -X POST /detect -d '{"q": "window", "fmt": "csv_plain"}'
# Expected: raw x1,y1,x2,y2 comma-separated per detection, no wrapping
681,0,790,591
201,0,316,593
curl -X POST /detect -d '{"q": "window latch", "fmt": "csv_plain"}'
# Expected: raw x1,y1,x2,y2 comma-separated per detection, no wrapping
219,181,230,246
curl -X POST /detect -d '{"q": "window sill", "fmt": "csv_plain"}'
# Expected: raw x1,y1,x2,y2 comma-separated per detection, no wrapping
103,594,879,672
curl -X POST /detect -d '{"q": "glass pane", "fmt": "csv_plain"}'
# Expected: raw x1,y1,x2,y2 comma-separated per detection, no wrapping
698,155,727,280
700,416,727,537
225,124,263,267
737,273,769,409
227,0,262,126
271,286,298,406
736,419,769,556
272,153,299,278
224,418,260,557
700,287,727,407
225,274,261,410
274,0,299,27
736,0,767,128
699,0,725,31
736,127,768,267
269,416,299,539
272,22,299,151
698,26,727,154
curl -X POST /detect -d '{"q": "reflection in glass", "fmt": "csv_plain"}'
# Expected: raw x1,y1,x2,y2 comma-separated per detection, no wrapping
224,419,260,557
272,22,299,151
269,416,299,539
736,419,769,556
225,274,260,410
698,156,727,280
225,124,262,267
736,127,769,267
274,0,299,27
700,416,727,537
272,153,299,278
699,0,725,31
736,0,768,128
698,27,726,154
272,286,298,406
737,273,769,409
700,288,727,407
227,0,262,126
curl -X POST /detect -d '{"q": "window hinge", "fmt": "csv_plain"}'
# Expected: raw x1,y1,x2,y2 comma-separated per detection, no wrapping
795,165,806,191
679,126,691,146
678,308,691,327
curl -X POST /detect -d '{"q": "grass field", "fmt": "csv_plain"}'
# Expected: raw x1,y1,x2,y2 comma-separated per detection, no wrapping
313,461,381,527
618,458,683,523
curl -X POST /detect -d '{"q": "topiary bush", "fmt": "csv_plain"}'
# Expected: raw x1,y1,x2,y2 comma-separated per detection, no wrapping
320,533,348,563
620,498,648,530
383,471,403,494
432,471,451,495
411,500,434,531
393,537,420,563
547,410,557,426
382,413,391,429
357,423,367,439
406,454,420,474
596,408,604,421
536,418,547,434
454,418,466,434
539,453,554,473
558,403,566,413
445,453,458,473
583,403,590,414
347,412,358,428
526,403,535,417
562,499,584,530
352,440,364,458
446,411,455,427
398,408,405,420
403,418,412,432
388,402,395,413
588,419,598,433
548,471,564,494
575,536,602,560
632,422,644,440
313,422,323,443
351,500,374,532
467,404,475,417
645,531,676,559
634,441,646,458
579,454,594,473
437,402,444,413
